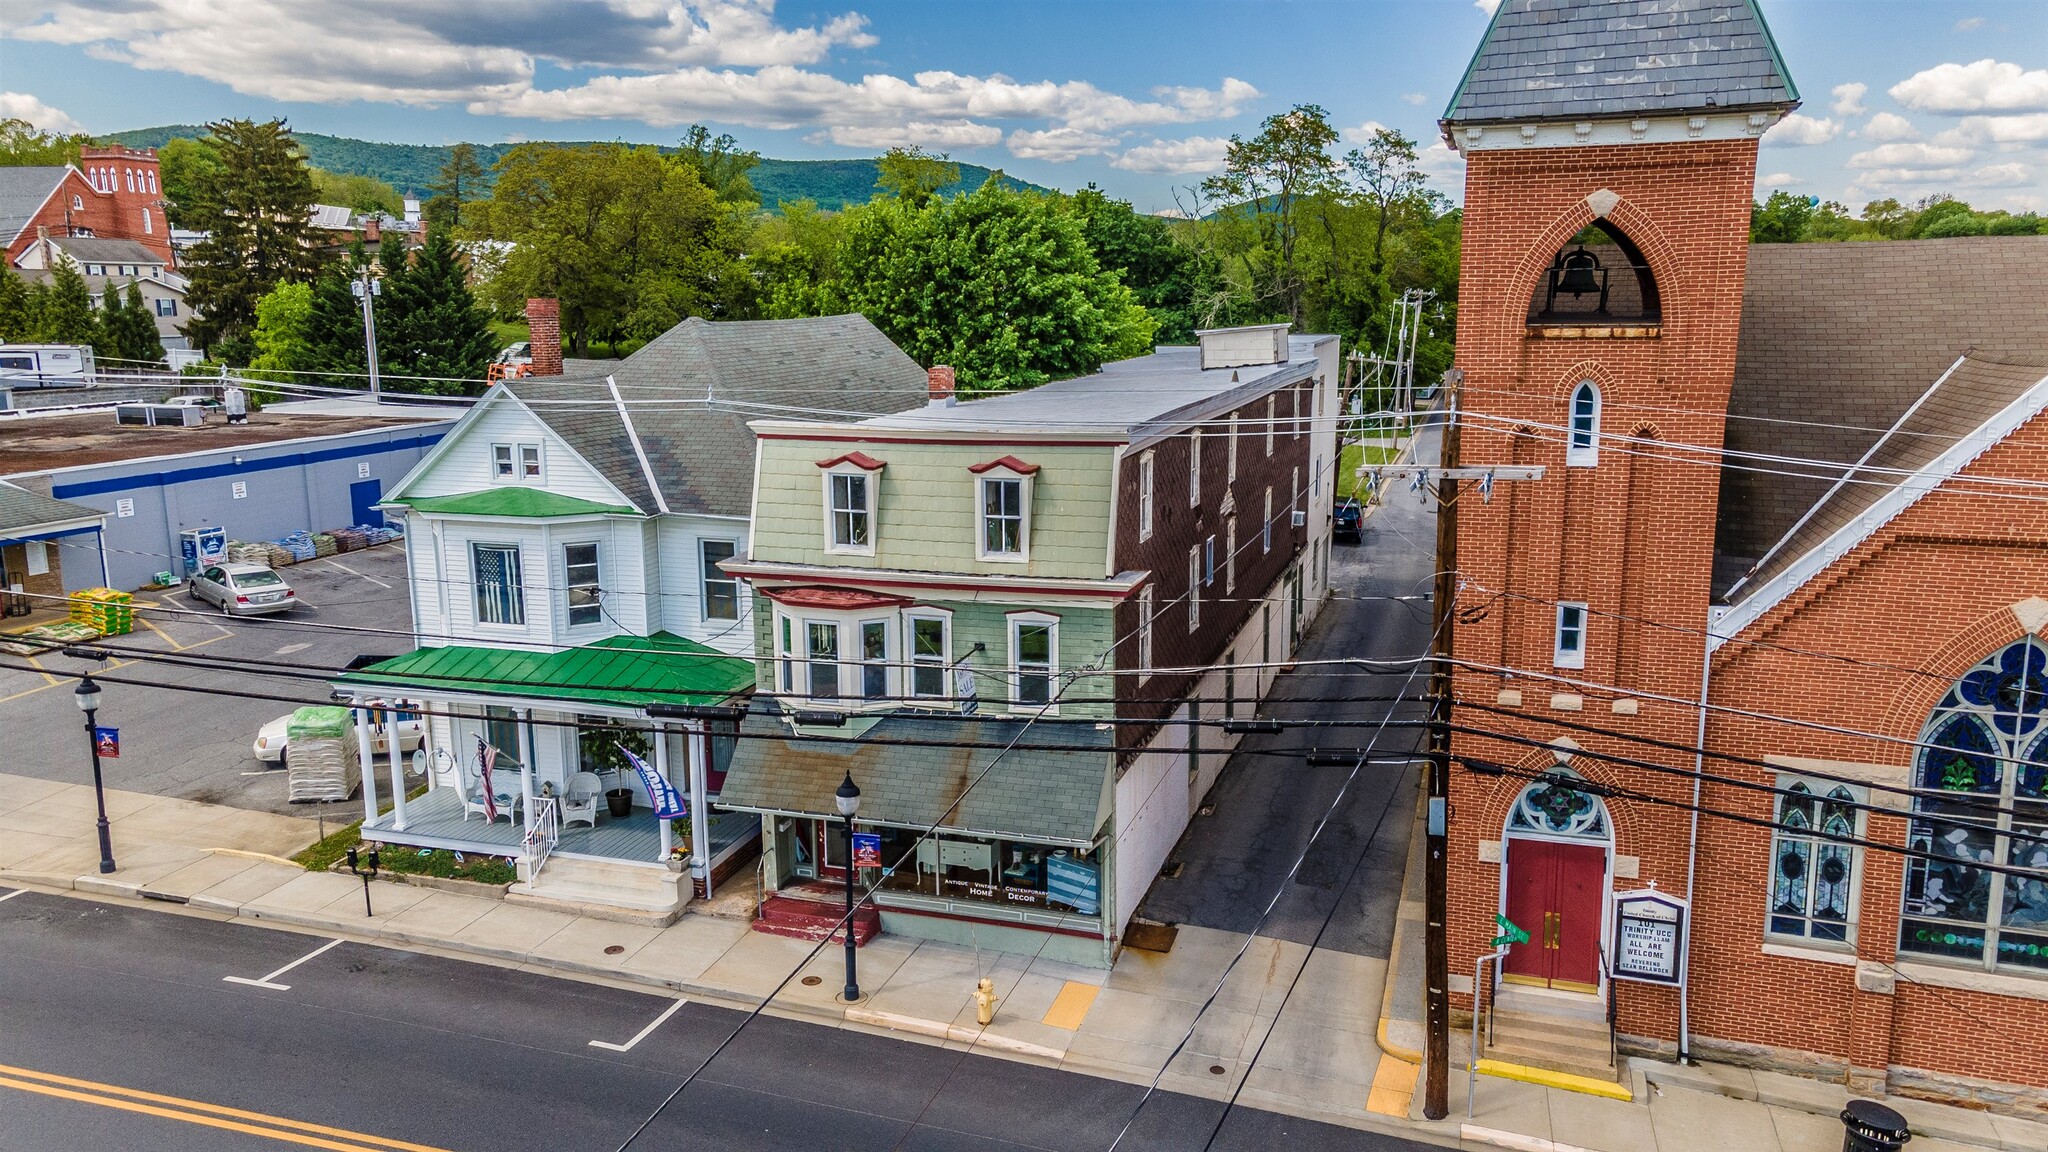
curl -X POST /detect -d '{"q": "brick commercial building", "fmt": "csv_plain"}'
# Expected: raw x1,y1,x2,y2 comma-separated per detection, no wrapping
1439,0,2048,1117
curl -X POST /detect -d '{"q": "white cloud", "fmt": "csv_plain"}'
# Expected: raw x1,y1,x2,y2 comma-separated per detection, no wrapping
1831,82,1869,117
1111,136,1230,175
1935,112,2048,147
1891,59,2048,114
1005,127,1119,162
1847,160,2032,199
1757,172,1801,188
815,120,1003,150
1954,16,1987,32
1343,120,1388,144
1417,138,1465,189
1767,113,1839,146
1401,92,1429,106
1473,0,1501,13
1847,141,1976,169
1862,112,1920,142
0,92,82,132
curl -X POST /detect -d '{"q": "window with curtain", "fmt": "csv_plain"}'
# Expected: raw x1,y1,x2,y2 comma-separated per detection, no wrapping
1769,778,1862,942
1902,638,2048,973
472,544,524,625
806,621,840,699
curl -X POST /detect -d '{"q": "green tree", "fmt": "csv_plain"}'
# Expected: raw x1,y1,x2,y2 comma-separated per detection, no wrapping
1751,190,1817,243
0,263,30,342
674,125,761,205
836,179,1155,393
0,118,88,166
874,146,961,206
303,265,369,380
1204,104,1340,323
178,119,324,354
748,199,844,319
312,169,402,215
382,227,497,392
32,262,99,345
101,282,166,366
423,142,486,232
157,137,223,224
1342,128,1426,275
1066,185,1208,344
246,280,317,390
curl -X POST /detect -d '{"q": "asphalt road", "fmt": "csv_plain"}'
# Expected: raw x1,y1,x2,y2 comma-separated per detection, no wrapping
0,888,1445,1152
1134,430,1438,959
0,545,413,817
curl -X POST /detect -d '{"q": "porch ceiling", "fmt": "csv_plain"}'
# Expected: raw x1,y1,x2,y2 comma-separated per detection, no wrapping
335,632,754,710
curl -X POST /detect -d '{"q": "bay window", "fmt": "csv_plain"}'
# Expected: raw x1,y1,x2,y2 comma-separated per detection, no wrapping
860,620,890,700
806,621,840,699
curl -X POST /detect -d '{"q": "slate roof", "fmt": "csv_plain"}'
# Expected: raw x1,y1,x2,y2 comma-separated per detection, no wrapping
49,236,164,266
0,480,104,537
1713,236,2048,597
0,166,69,248
1443,0,1797,126
716,705,1114,846
502,315,927,518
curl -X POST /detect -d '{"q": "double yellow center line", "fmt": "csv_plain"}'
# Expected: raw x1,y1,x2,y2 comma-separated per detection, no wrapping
0,1062,456,1152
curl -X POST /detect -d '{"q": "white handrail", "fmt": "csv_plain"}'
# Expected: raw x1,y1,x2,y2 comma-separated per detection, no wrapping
524,796,560,879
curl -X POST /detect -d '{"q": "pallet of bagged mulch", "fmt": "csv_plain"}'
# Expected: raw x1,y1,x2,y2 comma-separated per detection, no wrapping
274,532,316,562
227,540,269,564
311,533,338,558
328,527,370,552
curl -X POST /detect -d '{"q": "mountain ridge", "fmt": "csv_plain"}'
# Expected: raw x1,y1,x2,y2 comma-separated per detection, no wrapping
97,125,1052,210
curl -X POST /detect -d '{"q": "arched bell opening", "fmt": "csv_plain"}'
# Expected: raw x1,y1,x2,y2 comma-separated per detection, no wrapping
1527,220,1662,327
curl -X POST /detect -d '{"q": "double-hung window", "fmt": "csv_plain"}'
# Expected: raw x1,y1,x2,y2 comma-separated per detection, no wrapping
1010,615,1057,709
520,444,542,479
806,621,841,699
1204,535,1216,587
1228,414,1239,482
859,621,890,700
1188,430,1202,507
1136,586,1154,683
777,617,796,692
563,542,601,627
980,477,1026,559
1187,546,1201,633
908,612,951,700
1262,488,1274,554
492,443,541,482
827,472,872,551
1265,396,1276,455
472,544,524,626
699,539,739,620
1553,602,1587,669
1138,450,1155,541
1768,777,1863,944
492,444,515,479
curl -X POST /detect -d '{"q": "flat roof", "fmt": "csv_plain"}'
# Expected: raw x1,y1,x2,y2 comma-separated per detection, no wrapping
0,410,440,477
860,336,1335,443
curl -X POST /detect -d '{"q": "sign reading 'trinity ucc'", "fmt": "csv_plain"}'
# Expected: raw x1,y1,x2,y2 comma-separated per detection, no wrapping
1611,887,1688,985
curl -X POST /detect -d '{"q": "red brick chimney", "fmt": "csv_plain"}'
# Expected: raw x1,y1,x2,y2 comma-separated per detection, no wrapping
526,298,563,376
927,364,956,408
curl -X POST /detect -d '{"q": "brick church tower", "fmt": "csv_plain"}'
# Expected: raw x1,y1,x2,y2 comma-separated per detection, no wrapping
1439,0,1798,1065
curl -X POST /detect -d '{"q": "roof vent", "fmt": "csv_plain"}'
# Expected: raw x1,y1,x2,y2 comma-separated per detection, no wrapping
1196,324,1290,371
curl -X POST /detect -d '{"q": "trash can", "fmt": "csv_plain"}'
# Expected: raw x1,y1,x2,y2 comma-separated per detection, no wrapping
1841,1099,1911,1152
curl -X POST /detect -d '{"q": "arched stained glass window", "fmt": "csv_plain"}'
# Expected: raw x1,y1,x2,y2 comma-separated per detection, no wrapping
1902,638,2048,972
1507,768,1610,839
1769,780,1861,942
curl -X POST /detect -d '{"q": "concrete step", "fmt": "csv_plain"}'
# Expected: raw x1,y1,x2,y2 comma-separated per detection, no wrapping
1492,984,1608,1023
1483,1035,1619,1083
1489,1012,1614,1054
509,855,688,925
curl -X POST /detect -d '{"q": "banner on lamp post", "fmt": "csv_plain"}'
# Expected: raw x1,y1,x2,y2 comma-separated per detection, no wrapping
93,727,119,758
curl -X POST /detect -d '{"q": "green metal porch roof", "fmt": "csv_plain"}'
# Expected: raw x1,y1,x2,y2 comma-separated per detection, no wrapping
390,489,641,518
336,632,753,709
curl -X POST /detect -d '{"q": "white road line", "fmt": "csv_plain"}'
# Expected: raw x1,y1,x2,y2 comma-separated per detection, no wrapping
222,938,344,991
0,889,27,903
325,560,392,590
588,997,689,1052
274,642,312,655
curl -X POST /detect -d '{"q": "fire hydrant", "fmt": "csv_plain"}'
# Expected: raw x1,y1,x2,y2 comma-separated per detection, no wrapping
973,977,998,1026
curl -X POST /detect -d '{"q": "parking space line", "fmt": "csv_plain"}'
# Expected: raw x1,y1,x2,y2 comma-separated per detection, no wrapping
0,889,26,902
325,560,391,590
223,938,344,992
588,996,689,1052
136,614,187,651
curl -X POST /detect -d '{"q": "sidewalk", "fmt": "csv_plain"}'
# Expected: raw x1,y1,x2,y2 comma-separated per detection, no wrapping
0,772,1435,1145
1373,786,2048,1152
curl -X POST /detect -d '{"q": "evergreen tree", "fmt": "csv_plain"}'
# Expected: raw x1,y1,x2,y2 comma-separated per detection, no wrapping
179,118,323,354
102,282,166,366
34,263,99,346
424,143,485,232
303,261,370,381
383,228,496,393
0,263,29,343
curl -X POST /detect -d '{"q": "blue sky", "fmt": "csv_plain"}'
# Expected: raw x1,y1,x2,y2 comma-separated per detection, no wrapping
2,1,2045,213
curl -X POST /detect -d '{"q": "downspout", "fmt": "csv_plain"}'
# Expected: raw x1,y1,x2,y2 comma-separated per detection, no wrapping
1680,635,1712,1064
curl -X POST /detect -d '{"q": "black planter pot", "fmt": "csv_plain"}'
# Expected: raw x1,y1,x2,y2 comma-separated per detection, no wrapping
604,789,634,819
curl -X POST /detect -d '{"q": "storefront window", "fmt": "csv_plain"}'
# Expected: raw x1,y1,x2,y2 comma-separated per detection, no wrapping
857,825,1100,918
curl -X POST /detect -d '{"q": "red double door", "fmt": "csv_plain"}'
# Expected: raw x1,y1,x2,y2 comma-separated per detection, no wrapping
1502,838,1605,992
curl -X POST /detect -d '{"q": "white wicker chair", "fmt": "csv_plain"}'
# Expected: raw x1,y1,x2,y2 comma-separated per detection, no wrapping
561,772,602,831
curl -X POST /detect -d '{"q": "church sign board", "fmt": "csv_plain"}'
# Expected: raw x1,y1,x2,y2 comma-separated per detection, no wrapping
1611,888,1688,985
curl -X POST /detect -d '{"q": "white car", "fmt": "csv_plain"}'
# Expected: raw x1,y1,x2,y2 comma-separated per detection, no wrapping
189,562,297,615
253,710,423,766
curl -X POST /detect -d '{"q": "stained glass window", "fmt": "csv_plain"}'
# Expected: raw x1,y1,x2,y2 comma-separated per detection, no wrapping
1507,769,1609,839
1769,779,1860,943
1902,638,2048,972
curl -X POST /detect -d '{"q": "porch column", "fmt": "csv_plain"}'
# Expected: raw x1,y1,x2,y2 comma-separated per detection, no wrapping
386,707,408,832
355,704,380,824
519,708,538,843
688,721,712,891
654,722,673,863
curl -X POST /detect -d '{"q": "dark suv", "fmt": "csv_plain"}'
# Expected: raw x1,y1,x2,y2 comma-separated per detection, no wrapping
1332,497,1363,541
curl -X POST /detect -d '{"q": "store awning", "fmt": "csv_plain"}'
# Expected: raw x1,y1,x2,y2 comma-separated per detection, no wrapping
335,632,754,710
716,706,1114,847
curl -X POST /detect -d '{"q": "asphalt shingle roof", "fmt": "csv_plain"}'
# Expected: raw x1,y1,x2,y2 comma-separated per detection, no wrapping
0,480,104,537
0,167,69,248
504,315,928,518
717,706,1114,846
48,236,164,265
1444,0,1796,125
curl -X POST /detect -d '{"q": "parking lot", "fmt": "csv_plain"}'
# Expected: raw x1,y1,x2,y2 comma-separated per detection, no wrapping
0,544,413,817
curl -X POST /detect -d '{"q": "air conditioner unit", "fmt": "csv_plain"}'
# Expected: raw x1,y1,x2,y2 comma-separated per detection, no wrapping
1291,510,1306,528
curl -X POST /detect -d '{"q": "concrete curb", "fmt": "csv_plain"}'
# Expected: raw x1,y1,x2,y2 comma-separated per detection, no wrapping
1375,784,1428,1065
1458,1124,1599,1152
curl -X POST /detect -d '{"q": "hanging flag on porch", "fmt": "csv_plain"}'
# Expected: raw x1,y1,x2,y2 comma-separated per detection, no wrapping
618,743,687,820
475,735,500,823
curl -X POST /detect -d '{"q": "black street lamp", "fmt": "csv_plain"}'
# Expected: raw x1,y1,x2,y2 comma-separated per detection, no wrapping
836,771,861,1003
73,674,115,874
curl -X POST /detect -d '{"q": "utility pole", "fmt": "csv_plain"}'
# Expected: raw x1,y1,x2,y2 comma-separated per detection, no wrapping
351,270,383,397
1423,365,1460,1121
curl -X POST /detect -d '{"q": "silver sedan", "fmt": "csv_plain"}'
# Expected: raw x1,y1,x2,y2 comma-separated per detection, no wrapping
188,562,299,615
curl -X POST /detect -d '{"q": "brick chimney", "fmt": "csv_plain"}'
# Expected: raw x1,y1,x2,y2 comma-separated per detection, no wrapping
363,215,381,243
526,298,563,376
927,364,956,408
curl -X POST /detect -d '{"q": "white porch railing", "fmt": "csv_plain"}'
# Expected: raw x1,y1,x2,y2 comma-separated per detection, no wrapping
524,797,560,879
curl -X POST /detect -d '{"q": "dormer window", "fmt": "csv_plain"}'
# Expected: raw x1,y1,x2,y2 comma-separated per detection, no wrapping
818,452,883,554
970,456,1038,562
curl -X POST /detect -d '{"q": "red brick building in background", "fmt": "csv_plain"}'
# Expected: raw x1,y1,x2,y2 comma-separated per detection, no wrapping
0,145,174,270
1440,0,2048,1116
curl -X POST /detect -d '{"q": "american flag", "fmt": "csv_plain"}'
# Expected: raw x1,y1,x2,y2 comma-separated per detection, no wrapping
476,735,500,823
